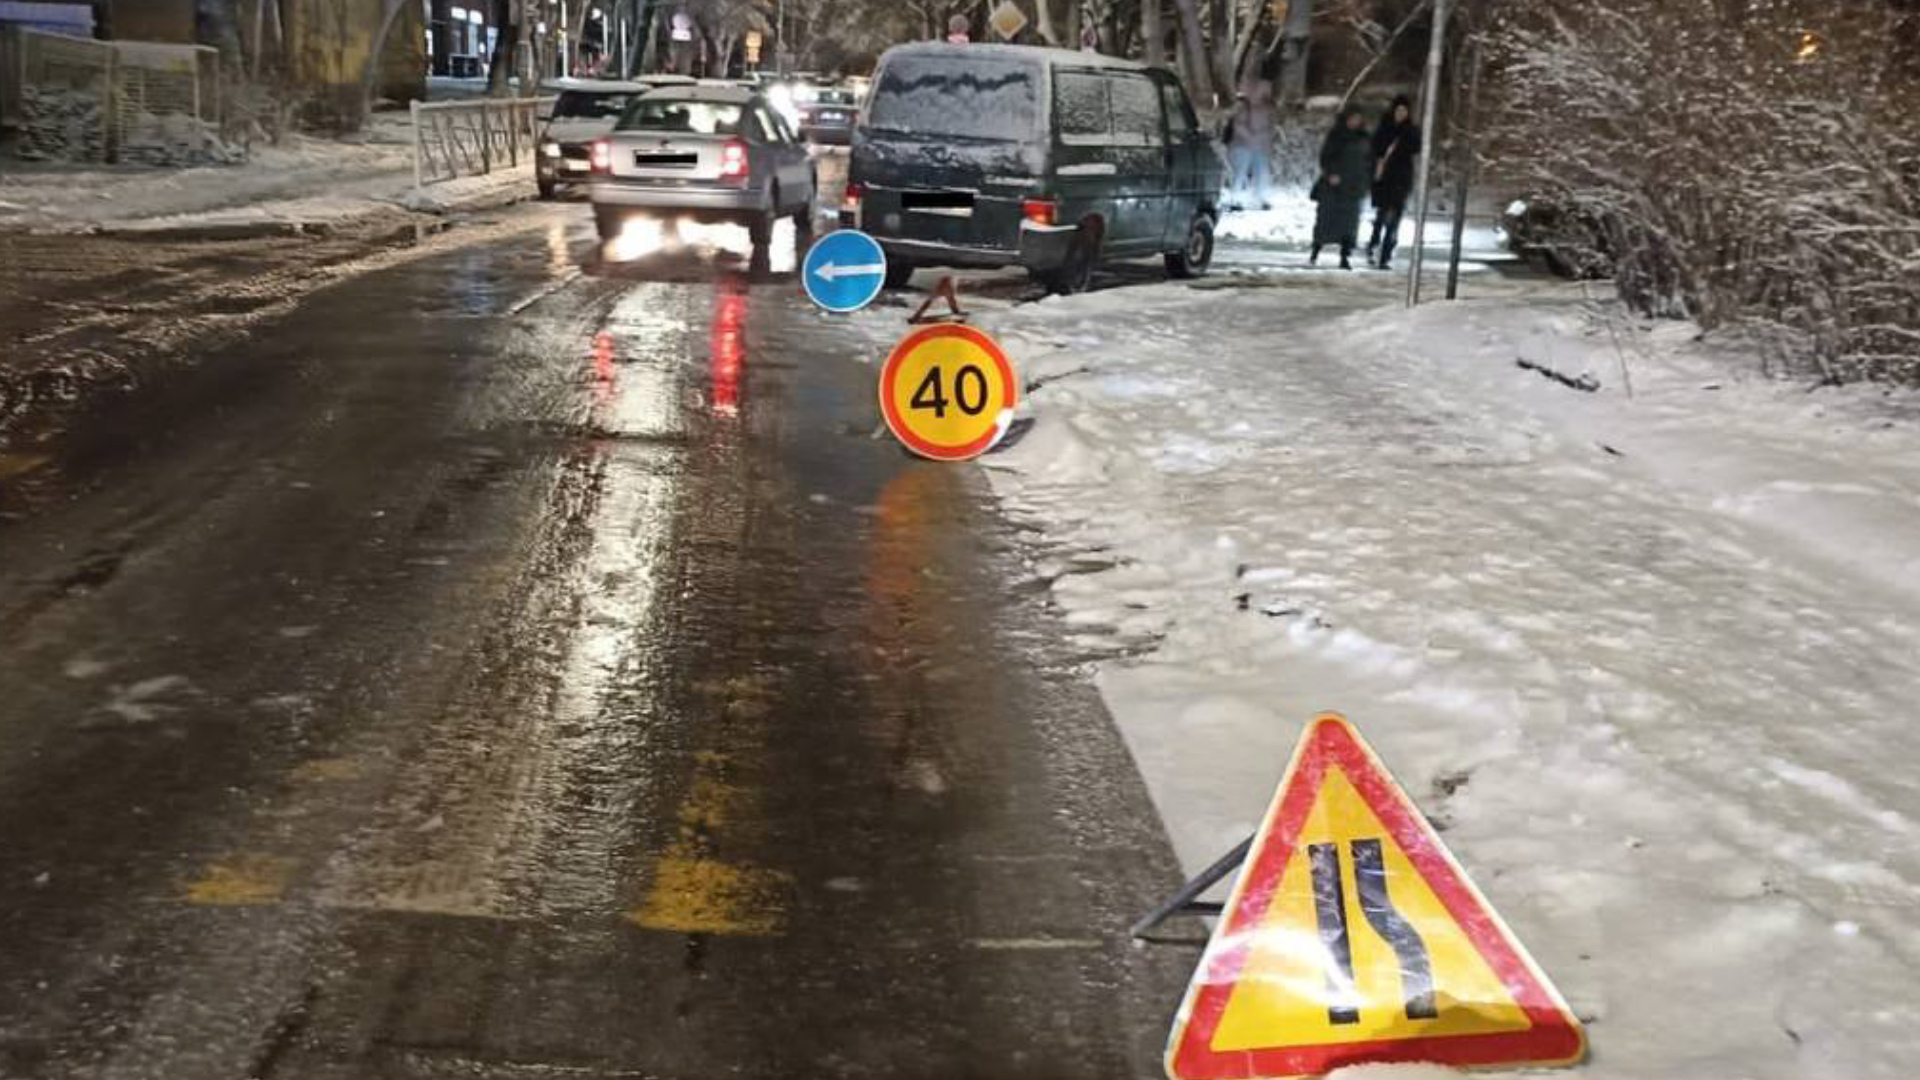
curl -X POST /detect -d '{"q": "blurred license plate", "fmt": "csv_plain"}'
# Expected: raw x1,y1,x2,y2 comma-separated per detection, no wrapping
820,111,846,122
634,152,696,167
903,190,974,217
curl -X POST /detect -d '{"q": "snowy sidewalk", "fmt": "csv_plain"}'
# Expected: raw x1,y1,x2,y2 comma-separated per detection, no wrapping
0,114,533,235
970,263,1920,1078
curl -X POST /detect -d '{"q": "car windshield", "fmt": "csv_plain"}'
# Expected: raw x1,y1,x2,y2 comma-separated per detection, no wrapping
552,91,633,119
814,89,856,105
866,56,1038,141
618,99,745,135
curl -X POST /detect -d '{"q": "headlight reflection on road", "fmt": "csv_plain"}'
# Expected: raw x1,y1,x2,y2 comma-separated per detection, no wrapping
606,216,670,261
600,215,800,274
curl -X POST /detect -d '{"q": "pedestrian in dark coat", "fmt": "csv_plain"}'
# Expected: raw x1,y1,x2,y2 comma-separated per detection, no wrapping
1311,108,1372,269
1366,94,1422,269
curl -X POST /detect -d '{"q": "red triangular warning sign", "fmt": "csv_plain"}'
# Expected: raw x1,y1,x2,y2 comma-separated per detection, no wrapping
1166,714,1585,1079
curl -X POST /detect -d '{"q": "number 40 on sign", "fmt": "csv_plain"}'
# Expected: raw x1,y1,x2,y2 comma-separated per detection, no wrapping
878,324,1019,461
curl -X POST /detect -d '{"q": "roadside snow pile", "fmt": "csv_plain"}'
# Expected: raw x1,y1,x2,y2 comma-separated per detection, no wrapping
975,268,1920,1079
0,113,454,233
17,87,107,162
1213,195,1316,244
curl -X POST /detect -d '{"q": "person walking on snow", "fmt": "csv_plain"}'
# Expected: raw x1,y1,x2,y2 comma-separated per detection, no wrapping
1222,86,1273,210
1310,108,1373,269
1366,95,1422,269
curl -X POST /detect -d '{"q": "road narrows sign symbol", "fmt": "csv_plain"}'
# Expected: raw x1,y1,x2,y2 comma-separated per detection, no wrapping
803,229,888,313
878,324,1018,461
1166,714,1585,1079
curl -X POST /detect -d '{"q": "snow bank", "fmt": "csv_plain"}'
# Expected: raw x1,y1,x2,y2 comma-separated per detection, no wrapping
974,263,1920,1078
0,113,530,233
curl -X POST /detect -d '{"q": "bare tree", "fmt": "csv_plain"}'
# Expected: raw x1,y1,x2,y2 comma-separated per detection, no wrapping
1486,0,1920,383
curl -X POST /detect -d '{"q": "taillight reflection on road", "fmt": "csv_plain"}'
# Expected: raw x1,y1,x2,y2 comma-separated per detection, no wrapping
710,284,747,415
591,329,618,415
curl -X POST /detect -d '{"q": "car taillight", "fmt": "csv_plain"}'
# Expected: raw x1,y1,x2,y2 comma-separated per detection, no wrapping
841,181,863,215
719,140,749,182
589,138,612,174
1022,197,1057,227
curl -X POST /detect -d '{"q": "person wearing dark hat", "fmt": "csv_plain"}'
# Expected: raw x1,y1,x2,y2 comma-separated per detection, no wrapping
1310,108,1373,269
1365,95,1422,270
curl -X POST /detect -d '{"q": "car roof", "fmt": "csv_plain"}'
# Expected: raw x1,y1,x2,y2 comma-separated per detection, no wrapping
637,82,757,104
875,41,1151,73
543,78,639,93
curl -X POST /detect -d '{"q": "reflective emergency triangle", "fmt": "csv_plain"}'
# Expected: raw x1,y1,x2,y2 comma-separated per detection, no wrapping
1166,714,1585,1079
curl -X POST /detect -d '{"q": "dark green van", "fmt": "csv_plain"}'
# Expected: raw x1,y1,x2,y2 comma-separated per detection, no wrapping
843,43,1223,293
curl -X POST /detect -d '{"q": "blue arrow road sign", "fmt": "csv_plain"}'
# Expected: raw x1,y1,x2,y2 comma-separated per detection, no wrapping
802,229,888,313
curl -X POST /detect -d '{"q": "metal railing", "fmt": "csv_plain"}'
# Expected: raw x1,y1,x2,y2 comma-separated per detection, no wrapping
409,96,555,187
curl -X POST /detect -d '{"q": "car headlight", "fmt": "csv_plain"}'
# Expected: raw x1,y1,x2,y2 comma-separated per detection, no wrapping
542,142,562,158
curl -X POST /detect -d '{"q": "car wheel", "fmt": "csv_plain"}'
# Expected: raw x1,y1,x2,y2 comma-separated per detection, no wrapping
593,204,626,240
884,260,916,289
1165,212,1215,279
749,187,777,246
791,170,816,232
1040,221,1100,295
537,178,558,201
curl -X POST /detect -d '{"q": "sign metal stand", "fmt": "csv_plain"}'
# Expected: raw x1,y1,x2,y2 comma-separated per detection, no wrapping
908,275,968,325
1130,834,1254,940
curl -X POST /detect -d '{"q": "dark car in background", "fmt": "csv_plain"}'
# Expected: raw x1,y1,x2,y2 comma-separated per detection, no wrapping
843,43,1221,293
797,86,859,145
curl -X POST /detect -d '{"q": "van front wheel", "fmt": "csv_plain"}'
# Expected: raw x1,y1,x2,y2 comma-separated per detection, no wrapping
1166,212,1215,279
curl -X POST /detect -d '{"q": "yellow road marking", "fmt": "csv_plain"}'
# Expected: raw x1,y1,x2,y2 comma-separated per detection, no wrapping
630,738,791,936
182,854,296,906
0,453,50,482
628,850,791,936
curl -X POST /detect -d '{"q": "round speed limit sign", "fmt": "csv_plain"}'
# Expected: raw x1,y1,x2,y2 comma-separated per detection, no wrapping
879,324,1020,461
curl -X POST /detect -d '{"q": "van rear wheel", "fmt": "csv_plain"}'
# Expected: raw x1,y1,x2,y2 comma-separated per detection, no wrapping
1166,212,1215,279
1039,222,1100,295
884,260,916,289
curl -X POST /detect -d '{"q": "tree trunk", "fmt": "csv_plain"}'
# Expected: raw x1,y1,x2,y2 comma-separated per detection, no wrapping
1169,0,1217,106
568,0,591,75
1143,0,1165,67
428,0,452,75
200,0,247,69
1208,0,1237,91
487,0,518,92
1277,0,1312,104
1032,0,1061,45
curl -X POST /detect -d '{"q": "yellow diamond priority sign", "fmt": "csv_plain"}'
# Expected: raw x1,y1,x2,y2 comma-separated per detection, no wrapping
988,0,1030,41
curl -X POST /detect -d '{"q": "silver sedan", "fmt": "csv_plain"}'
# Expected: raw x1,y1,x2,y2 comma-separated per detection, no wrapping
588,84,817,244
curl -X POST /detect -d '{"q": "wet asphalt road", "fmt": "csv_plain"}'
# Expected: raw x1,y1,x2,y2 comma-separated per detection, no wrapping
0,205,1192,1078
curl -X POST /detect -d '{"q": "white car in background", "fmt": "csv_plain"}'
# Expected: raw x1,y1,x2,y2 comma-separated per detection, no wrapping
587,84,816,244
536,75,694,199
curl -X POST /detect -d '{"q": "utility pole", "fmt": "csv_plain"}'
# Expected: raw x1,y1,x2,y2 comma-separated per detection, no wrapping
1404,0,1449,307
1443,12,1483,301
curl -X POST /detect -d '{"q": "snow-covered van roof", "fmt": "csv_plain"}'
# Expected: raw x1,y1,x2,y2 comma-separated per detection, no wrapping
874,41,1152,73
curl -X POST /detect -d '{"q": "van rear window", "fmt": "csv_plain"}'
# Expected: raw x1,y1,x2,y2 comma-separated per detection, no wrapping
867,56,1038,141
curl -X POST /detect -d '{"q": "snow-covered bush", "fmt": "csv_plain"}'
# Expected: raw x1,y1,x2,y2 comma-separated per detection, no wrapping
1483,0,1920,384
